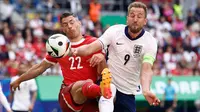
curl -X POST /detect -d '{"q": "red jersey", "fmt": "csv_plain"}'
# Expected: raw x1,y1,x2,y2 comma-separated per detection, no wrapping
45,36,102,85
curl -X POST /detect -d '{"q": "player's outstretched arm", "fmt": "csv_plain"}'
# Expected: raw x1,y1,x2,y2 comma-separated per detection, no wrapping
72,40,102,56
140,62,160,106
10,60,53,91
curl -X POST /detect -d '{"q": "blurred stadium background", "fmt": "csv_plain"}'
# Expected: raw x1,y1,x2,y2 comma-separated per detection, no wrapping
0,0,200,112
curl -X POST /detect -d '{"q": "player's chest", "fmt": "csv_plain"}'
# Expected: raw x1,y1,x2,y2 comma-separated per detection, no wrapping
111,38,145,58
58,56,90,70
18,81,30,90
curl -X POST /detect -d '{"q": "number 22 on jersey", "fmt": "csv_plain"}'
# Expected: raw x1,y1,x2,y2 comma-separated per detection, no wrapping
69,56,83,70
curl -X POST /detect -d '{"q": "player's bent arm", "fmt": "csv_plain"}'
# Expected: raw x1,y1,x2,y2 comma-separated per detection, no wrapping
97,58,108,75
76,40,102,56
17,60,53,83
140,62,154,95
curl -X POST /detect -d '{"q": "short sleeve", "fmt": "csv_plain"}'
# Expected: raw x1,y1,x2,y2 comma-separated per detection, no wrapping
44,53,57,65
29,79,37,91
143,37,158,64
98,26,116,50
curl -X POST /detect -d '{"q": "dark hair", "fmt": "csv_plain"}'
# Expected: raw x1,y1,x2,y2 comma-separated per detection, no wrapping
60,12,75,23
128,2,148,18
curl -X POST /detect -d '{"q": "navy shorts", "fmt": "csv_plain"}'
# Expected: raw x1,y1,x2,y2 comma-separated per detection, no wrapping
114,90,136,112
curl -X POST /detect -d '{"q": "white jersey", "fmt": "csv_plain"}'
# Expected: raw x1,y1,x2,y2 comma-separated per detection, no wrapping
11,76,37,111
99,24,157,95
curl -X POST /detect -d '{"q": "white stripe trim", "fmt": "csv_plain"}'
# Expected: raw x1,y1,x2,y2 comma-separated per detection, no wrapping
61,93,81,112
44,58,57,65
71,38,85,45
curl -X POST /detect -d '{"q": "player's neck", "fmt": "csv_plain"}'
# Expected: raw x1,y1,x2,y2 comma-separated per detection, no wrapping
70,35,83,42
128,29,142,38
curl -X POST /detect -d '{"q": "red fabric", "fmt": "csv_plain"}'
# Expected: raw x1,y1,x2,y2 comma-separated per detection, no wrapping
82,82,101,98
32,41,45,57
82,99,99,112
7,67,18,77
59,84,83,112
59,84,99,112
45,35,102,85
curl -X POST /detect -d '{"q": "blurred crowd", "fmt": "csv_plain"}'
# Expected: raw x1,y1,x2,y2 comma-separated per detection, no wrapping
0,0,200,78
146,0,200,77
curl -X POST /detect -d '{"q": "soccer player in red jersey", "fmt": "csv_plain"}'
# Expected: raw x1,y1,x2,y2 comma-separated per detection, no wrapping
10,12,111,112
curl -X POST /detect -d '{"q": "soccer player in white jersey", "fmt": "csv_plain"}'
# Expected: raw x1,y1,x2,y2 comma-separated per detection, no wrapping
10,63,37,112
72,2,160,112
10,76,37,112
0,83,12,112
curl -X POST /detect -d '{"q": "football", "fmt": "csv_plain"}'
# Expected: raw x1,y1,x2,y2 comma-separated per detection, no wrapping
46,34,71,58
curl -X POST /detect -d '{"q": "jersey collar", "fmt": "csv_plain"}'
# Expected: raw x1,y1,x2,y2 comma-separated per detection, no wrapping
71,38,85,45
124,26,145,41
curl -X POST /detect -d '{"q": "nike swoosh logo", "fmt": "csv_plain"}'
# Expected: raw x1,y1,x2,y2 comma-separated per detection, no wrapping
116,42,123,45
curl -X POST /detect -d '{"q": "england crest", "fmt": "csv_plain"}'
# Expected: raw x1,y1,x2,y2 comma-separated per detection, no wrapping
133,45,142,57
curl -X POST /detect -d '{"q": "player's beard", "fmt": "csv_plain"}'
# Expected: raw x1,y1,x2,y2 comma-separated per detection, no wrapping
129,25,143,33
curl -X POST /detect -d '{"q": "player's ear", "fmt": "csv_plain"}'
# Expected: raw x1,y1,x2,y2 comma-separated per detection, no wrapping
78,20,81,25
144,18,147,26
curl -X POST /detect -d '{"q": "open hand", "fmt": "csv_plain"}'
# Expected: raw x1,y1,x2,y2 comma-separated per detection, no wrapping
88,53,105,67
143,91,160,106
70,48,78,56
29,104,34,111
10,79,21,91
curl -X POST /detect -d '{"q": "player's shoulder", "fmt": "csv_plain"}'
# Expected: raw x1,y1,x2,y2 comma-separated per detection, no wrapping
107,24,126,31
84,35,97,43
144,30,157,43
143,30,154,38
103,24,126,36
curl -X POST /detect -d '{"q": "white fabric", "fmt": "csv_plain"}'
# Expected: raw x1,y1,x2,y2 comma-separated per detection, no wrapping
29,18,44,37
0,83,12,111
99,24,157,95
70,0,82,14
99,84,116,112
0,1,14,20
11,76,37,111
0,34,5,46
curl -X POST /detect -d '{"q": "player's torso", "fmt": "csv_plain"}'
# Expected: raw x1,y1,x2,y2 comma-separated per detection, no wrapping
11,76,33,110
57,36,98,85
108,28,146,75
107,26,152,94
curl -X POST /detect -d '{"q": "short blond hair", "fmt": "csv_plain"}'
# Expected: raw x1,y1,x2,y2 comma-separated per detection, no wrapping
127,2,148,18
